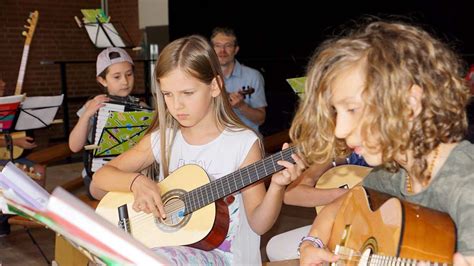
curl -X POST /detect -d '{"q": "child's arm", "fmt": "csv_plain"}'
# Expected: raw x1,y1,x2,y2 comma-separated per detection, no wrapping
0,135,37,149
241,142,305,235
284,160,347,207
91,134,166,218
453,253,474,266
298,194,345,265
68,94,108,152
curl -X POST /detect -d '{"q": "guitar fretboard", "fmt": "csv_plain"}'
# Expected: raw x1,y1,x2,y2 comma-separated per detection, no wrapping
183,146,296,214
367,254,450,266
14,46,30,95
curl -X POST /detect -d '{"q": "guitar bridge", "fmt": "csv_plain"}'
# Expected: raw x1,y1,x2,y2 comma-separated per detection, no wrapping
118,204,131,234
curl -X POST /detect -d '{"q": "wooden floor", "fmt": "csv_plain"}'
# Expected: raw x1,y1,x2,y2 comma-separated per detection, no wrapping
0,162,315,265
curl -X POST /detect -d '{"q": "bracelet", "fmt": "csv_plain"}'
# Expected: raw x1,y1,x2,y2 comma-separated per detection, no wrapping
297,236,325,257
129,173,143,192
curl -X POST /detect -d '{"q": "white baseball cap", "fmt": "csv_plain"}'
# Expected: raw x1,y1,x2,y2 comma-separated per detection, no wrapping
96,47,134,76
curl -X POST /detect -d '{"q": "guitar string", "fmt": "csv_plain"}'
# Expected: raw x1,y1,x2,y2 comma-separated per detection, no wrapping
124,148,295,226
320,251,440,266
125,159,289,227
116,148,295,228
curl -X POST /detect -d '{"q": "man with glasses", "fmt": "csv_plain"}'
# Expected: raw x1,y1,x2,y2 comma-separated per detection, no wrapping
211,27,267,135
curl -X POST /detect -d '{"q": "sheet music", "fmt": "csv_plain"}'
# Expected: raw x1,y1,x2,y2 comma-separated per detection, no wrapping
91,103,125,172
286,77,306,97
15,95,64,130
0,162,49,211
0,165,169,265
0,95,24,104
85,23,126,48
94,103,125,145
95,111,154,157
21,94,63,109
48,187,169,265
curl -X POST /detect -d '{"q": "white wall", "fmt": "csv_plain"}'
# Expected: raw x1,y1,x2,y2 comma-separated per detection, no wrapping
138,0,168,29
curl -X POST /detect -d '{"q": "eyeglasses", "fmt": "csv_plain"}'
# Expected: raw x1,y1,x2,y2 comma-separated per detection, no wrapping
213,43,235,50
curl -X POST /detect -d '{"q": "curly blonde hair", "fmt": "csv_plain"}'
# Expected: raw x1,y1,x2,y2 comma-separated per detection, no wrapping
290,20,471,181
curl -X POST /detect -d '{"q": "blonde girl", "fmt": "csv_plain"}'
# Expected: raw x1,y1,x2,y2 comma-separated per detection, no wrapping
290,21,474,265
92,35,304,265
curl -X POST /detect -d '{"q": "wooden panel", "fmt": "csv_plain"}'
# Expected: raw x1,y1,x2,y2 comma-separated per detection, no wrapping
263,129,290,154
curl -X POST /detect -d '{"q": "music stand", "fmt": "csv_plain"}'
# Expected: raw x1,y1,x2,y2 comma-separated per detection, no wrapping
82,18,133,48
94,110,153,157
0,95,63,162
86,110,153,175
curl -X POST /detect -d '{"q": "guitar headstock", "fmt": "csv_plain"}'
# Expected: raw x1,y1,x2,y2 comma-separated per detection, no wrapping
239,86,255,99
22,11,39,45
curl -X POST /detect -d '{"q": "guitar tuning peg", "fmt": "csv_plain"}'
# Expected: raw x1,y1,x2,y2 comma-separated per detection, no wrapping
22,31,27,37
27,18,32,24
24,25,30,29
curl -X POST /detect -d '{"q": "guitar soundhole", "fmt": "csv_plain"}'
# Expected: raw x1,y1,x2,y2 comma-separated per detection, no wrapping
155,189,191,232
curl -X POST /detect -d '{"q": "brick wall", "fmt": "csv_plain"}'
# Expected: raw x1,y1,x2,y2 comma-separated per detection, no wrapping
0,0,143,149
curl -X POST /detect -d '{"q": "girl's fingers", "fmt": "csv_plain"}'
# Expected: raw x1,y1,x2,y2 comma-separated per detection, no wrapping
132,201,142,212
152,194,166,219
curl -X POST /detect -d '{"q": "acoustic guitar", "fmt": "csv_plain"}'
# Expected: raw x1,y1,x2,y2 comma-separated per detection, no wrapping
96,146,296,250
328,186,455,265
0,11,39,160
315,165,371,214
0,162,44,185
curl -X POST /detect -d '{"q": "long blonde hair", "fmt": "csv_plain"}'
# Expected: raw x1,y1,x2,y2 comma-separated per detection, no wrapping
290,20,470,181
149,35,247,177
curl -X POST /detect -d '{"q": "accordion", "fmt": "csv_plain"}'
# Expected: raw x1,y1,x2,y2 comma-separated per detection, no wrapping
85,95,154,176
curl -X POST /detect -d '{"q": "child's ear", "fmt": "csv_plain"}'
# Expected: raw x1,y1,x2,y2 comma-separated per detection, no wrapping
408,84,423,118
210,76,222,97
97,76,107,88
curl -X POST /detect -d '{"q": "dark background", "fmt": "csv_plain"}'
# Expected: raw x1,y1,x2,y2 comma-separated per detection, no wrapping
169,0,474,136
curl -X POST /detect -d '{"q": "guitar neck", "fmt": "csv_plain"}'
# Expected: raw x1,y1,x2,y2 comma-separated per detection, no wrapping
15,10,39,96
15,45,30,95
328,245,452,266
366,254,451,266
183,146,296,214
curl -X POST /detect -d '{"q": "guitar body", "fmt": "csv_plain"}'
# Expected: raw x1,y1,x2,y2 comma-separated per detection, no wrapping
96,164,229,250
315,165,371,213
0,131,26,160
96,147,296,250
328,186,455,264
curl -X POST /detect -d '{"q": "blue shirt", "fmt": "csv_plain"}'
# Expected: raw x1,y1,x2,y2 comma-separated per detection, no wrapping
347,152,368,166
224,60,267,134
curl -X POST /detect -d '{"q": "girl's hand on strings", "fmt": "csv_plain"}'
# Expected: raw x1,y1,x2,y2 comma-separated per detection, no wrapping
130,174,166,219
272,143,306,188
299,242,339,266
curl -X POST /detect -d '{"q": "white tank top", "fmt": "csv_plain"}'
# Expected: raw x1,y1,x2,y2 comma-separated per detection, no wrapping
150,128,262,265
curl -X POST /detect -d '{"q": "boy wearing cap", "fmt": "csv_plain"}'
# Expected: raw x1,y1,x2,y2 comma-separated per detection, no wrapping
69,47,135,199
